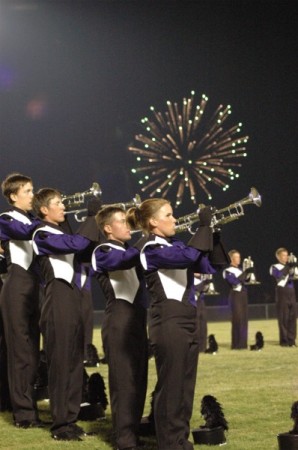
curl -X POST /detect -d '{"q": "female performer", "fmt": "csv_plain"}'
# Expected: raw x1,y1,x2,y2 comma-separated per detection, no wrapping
127,198,221,450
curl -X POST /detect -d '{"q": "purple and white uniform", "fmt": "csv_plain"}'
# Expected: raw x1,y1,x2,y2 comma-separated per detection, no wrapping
32,221,92,434
270,262,297,346
140,234,216,450
0,207,40,423
223,265,248,350
92,239,148,450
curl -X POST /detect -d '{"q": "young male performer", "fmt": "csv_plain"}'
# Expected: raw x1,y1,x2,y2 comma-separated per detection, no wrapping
0,173,41,427
223,249,254,350
32,188,94,441
92,206,148,450
270,247,297,347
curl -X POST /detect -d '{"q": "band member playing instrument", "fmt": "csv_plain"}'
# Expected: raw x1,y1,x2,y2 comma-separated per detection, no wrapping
127,198,221,450
0,173,41,427
223,249,253,350
92,206,148,450
32,188,94,441
270,247,297,347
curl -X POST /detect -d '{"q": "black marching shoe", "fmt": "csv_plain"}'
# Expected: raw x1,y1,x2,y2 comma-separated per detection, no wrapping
15,419,46,429
52,429,83,441
69,423,88,437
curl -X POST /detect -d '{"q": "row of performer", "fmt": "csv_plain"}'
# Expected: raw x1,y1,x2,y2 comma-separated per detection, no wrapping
0,172,297,450
195,248,298,351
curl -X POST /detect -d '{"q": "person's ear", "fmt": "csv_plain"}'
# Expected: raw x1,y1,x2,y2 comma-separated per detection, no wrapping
10,193,17,204
149,217,158,228
104,223,112,235
40,206,48,217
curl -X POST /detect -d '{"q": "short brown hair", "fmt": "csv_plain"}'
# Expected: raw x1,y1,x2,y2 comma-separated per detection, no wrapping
127,198,170,234
1,173,32,205
33,188,62,218
96,206,125,236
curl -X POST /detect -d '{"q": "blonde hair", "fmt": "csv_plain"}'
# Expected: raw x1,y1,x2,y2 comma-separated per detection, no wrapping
275,247,288,258
127,198,170,234
228,249,240,259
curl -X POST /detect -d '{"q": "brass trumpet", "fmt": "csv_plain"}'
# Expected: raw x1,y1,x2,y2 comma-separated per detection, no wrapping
66,194,142,222
62,182,102,210
175,187,262,234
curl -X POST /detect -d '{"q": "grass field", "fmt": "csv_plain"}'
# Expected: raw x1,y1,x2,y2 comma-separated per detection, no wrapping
0,319,297,449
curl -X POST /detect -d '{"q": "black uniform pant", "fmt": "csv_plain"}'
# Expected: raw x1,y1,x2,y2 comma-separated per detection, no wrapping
0,265,40,422
149,300,199,450
102,300,148,450
197,298,207,353
40,280,84,432
81,287,94,359
229,290,248,349
0,300,11,411
276,286,297,345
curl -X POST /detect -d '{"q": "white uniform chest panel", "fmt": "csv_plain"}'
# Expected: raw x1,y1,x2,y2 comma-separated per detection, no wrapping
270,263,288,287
109,268,139,304
224,266,242,292
1,211,34,270
93,242,139,304
33,225,74,284
158,268,188,302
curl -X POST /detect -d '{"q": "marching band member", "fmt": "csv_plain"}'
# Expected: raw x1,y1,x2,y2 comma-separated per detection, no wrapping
223,249,253,350
270,247,297,347
32,188,94,441
0,173,41,427
92,206,148,450
127,198,221,450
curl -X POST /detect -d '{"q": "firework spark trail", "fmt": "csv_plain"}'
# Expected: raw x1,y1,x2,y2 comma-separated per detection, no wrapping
128,91,248,206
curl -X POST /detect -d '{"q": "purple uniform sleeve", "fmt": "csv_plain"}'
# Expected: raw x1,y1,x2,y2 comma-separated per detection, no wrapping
144,241,216,274
34,230,91,255
223,269,243,287
94,246,140,272
270,265,288,282
0,215,40,240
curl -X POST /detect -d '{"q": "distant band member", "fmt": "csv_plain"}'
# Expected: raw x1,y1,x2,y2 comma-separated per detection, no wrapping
270,247,297,347
223,249,253,350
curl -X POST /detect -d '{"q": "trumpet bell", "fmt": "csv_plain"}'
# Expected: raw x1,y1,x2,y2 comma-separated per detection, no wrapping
248,187,262,207
212,186,262,228
62,182,102,209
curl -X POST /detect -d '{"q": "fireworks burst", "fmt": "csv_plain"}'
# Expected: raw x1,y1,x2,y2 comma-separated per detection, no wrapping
128,91,249,206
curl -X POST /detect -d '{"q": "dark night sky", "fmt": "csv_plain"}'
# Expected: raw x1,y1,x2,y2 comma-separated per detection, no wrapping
0,0,297,306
